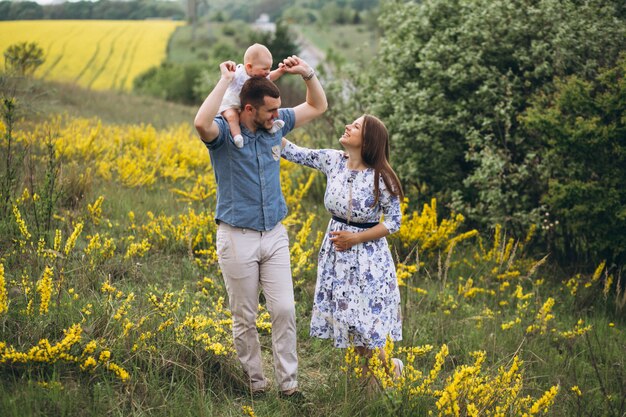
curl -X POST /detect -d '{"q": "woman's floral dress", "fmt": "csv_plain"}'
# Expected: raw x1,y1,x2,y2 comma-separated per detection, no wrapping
282,141,402,348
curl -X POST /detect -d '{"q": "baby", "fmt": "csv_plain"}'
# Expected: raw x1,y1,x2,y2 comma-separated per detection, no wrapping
219,43,285,148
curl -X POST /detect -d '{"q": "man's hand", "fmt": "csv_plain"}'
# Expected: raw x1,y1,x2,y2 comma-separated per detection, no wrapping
278,55,311,77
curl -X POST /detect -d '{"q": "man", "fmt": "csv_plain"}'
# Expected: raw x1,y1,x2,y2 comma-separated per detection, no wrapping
194,56,327,398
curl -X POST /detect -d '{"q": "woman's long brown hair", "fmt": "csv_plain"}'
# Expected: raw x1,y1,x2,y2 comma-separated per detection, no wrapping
361,114,404,207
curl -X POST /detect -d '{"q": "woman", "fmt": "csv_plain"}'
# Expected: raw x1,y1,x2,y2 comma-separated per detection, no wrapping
281,114,404,384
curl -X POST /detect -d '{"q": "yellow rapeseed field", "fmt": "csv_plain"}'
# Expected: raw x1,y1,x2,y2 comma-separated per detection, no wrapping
0,20,183,91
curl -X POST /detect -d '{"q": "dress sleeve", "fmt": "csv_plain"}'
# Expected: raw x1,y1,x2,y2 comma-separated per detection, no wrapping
281,140,339,176
379,177,402,234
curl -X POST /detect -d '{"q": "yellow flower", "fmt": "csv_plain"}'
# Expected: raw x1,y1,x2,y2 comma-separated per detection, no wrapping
241,405,256,417
559,319,592,339
528,385,559,414
12,205,31,244
53,229,62,252
83,340,97,354
87,196,104,225
98,350,111,363
0,263,8,314
64,222,84,256
37,266,54,315
80,356,97,371
603,275,613,299
105,362,130,382
526,298,555,335
398,198,477,254
591,261,606,282
124,238,151,259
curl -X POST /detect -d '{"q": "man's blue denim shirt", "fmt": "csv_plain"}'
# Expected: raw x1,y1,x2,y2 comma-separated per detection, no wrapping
204,108,296,231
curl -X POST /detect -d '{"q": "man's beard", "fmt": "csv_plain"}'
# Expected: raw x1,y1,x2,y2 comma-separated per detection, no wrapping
253,115,270,131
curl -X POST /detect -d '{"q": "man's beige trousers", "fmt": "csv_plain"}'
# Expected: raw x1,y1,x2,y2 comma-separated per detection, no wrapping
216,222,298,392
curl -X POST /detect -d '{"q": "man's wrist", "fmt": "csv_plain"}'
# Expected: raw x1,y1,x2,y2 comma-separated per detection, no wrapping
302,68,315,81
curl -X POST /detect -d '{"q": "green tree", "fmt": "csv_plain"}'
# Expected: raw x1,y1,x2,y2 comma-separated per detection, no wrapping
133,62,204,105
0,2,11,20
248,20,300,66
3,42,45,76
7,0,43,19
362,0,625,234
521,55,626,267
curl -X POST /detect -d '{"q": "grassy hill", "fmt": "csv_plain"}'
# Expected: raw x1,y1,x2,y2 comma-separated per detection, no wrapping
7,78,196,129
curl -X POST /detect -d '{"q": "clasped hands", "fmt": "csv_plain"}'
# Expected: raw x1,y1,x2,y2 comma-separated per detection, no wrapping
218,55,311,80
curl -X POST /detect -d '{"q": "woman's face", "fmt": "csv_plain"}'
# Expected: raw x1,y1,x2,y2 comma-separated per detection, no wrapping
339,116,365,149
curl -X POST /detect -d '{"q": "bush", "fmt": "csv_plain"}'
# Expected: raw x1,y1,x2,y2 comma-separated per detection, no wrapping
133,62,204,105
362,0,626,240
521,55,626,267
3,42,45,76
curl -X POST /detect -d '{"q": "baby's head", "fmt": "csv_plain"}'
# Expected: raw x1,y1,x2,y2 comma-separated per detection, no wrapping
244,43,273,78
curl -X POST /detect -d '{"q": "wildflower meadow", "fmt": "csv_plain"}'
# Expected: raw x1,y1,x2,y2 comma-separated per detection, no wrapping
0,94,624,417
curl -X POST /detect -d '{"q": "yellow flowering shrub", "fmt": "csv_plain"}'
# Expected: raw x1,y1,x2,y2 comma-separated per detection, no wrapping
0,264,8,314
397,198,478,256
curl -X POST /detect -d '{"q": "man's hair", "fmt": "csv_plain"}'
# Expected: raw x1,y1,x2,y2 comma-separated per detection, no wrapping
240,77,280,109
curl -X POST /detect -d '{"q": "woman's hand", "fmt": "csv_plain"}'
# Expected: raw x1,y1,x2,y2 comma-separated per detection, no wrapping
329,230,359,251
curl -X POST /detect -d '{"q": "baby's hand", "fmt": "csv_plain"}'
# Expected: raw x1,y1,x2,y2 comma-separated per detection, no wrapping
219,61,236,81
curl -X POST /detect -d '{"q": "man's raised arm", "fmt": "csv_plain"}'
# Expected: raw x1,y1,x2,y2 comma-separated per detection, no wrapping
279,56,328,128
194,61,236,143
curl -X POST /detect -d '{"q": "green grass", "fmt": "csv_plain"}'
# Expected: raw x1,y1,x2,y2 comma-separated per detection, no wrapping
167,21,252,65
168,22,231,64
294,23,379,63
3,75,195,129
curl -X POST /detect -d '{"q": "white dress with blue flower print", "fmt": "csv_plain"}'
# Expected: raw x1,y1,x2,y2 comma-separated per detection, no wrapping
282,141,402,349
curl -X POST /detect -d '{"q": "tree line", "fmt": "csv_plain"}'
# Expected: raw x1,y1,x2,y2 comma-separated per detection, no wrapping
0,0,184,21
200,0,379,25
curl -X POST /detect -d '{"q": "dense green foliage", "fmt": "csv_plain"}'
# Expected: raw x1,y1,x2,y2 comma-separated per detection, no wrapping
521,55,626,265
0,0,184,21
133,62,205,105
358,0,625,268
